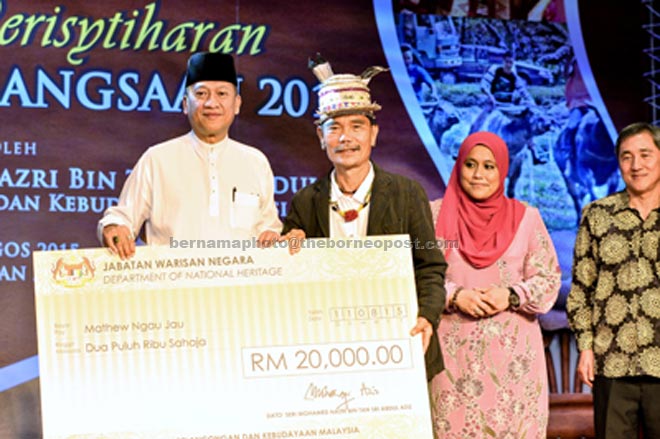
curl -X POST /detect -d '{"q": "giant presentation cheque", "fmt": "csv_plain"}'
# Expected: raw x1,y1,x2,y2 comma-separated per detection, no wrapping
33,236,433,439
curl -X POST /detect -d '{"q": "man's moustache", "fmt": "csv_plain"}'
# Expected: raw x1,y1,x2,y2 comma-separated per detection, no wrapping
333,146,360,153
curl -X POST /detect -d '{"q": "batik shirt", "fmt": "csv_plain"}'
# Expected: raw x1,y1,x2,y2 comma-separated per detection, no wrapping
567,191,660,378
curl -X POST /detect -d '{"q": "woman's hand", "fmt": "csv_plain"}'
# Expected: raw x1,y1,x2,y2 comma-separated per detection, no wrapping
455,288,491,319
479,287,510,316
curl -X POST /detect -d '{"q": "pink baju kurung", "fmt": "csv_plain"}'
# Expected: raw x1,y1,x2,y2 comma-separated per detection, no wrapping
430,199,561,439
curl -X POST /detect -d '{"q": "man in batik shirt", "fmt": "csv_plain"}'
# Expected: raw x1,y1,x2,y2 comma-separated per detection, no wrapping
567,122,660,438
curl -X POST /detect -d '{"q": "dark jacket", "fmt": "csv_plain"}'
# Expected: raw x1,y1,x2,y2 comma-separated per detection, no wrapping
283,163,447,380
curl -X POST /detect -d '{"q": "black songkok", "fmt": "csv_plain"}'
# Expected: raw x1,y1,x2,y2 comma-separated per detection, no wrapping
185,52,237,87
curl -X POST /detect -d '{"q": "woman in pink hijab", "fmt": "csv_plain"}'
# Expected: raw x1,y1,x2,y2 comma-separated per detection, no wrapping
429,132,560,438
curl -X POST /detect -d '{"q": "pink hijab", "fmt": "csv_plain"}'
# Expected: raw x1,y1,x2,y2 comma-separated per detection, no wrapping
436,131,526,268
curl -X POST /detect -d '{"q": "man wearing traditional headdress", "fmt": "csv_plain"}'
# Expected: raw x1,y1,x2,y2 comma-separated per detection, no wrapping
98,52,282,259
282,55,447,381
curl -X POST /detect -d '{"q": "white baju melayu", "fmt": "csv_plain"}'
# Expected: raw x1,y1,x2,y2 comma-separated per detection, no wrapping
97,132,282,245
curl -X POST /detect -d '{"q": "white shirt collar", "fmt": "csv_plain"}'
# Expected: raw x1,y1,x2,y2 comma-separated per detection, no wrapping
330,162,375,204
190,131,229,154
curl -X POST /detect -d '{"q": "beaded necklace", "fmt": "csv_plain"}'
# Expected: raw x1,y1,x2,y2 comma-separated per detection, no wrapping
329,188,372,223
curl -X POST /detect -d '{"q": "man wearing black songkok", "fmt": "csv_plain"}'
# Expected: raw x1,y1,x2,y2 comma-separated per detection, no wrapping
98,52,282,258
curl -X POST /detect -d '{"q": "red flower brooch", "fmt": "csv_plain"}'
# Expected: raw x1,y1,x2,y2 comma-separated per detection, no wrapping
329,186,372,223
329,191,371,223
342,209,359,222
